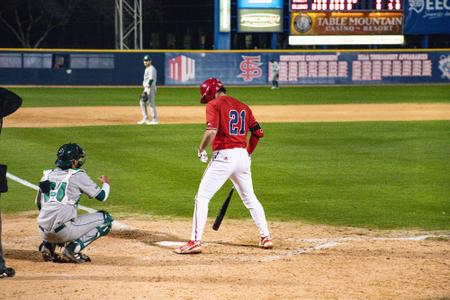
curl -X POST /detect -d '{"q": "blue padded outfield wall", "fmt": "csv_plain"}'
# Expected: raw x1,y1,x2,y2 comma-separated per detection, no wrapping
165,51,450,85
0,51,165,86
0,49,449,86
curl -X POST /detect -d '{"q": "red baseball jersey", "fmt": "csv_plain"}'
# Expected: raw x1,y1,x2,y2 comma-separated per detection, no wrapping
206,95,258,151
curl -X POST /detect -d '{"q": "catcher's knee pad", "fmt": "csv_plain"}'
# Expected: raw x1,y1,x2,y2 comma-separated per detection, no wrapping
98,210,113,236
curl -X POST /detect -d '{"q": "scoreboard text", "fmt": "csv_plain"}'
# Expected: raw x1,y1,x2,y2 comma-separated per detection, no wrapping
290,0,402,11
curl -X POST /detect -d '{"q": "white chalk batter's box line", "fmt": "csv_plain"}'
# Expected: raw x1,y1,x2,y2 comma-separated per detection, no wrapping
155,234,449,262
291,235,450,243
8,172,449,262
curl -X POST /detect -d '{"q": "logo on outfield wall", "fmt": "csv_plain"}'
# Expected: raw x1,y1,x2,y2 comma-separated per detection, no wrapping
238,55,262,82
439,55,450,80
169,55,195,82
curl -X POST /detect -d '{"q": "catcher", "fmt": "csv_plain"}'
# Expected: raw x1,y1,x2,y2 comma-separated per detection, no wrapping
36,143,113,263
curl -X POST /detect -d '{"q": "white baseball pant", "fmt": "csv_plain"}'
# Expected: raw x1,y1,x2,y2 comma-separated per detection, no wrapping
140,86,158,121
191,148,270,241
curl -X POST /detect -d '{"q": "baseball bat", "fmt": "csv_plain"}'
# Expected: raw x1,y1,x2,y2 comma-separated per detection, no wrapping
212,187,234,231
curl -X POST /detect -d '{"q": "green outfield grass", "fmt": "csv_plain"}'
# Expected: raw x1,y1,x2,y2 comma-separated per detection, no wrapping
7,84,450,107
1,121,449,230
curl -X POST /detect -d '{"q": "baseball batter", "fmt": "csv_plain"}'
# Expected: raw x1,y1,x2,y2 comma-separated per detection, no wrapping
175,78,272,254
36,143,113,263
138,55,158,125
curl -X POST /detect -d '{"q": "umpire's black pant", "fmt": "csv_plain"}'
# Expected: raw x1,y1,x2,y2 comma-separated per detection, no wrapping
0,210,5,269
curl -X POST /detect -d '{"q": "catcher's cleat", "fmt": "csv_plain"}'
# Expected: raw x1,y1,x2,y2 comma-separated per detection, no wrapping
259,236,273,249
38,241,57,262
174,240,201,254
62,247,91,263
0,267,15,278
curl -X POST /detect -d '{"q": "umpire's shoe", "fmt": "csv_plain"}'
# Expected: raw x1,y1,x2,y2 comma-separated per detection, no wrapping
38,241,57,262
62,244,91,263
0,266,15,278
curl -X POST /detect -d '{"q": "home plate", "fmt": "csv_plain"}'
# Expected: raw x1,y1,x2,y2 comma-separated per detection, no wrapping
156,241,186,247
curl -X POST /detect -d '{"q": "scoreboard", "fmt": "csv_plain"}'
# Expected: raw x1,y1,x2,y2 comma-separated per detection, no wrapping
289,0,404,45
290,0,402,12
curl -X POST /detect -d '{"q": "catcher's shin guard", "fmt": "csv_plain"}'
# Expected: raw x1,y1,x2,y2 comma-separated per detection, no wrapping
65,211,113,258
99,210,113,236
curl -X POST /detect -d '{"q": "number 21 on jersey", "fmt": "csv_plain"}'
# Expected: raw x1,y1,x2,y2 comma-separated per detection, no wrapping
229,110,246,135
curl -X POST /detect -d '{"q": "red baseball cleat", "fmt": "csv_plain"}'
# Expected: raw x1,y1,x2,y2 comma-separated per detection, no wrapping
174,240,202,254
259,236,273,249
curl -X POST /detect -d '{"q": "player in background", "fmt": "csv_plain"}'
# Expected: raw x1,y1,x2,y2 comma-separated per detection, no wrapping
138,55,159,125
270,59,280,90
36,143,113,263
174,78,272,254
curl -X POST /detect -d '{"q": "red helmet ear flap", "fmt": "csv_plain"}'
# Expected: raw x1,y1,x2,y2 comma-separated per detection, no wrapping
200,82,212,104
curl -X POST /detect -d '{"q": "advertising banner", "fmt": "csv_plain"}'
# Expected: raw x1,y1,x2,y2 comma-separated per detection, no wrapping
165,53,267,85
290,12,403,35
404,0,450,34
289,0,403,11
238,9,283,32
165,51,450,86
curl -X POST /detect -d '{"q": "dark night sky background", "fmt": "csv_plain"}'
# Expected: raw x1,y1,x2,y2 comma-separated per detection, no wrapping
0,0,216,49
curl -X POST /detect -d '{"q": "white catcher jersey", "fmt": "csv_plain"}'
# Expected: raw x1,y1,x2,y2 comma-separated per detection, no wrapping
39,168,101,207
143,65,157,88
37,168,102,231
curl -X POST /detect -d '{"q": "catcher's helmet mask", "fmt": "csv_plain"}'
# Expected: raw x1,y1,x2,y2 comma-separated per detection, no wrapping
199,78,225,104
55,143,86,169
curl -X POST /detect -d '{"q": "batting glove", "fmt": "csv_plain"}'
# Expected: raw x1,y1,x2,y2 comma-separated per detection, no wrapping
198,149,208,163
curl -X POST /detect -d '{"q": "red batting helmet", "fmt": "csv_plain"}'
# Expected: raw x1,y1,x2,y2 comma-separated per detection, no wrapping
199,78,225,104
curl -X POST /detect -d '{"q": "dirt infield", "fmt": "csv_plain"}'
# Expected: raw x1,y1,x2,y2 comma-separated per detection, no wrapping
4,103,450,127
1,104,450,299
1,214,449,299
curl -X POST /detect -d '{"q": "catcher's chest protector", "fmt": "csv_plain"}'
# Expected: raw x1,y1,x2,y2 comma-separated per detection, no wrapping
41,169,82,206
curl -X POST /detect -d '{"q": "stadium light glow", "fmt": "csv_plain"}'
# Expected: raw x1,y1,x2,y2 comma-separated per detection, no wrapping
220,0,231,32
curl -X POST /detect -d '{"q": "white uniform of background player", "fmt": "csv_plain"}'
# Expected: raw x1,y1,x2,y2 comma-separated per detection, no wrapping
270,59,280,89
138,55,158,125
